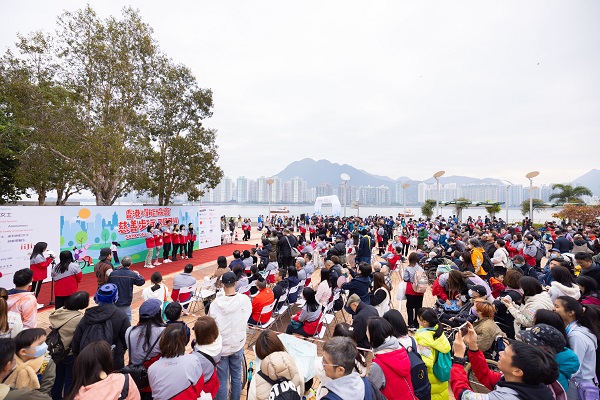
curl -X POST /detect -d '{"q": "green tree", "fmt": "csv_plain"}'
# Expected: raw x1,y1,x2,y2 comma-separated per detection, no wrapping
74,230,88,247
453,197,472,222
521,199,545,216
111,232,117,242
549,184,593,204
421,199,436,219
132,56,222,205
0,97,27,204
484,204,502,218
101,228,110,244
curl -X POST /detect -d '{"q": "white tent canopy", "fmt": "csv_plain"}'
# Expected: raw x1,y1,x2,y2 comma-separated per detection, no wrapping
313,195,342,216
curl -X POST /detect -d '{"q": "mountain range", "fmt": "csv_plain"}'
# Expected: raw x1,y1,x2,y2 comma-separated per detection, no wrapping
274,158,600,197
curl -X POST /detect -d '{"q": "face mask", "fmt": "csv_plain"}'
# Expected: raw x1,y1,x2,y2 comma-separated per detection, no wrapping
550,254,557,259
468,289,473,297
515,263,524,268
28,343,48,358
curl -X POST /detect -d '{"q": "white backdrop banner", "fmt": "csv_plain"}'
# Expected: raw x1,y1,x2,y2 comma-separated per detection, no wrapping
0,206,60,288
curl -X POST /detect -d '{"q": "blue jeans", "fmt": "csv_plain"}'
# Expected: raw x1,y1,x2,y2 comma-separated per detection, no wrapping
51,354,75,400
118,305,132,323
216,347,244,400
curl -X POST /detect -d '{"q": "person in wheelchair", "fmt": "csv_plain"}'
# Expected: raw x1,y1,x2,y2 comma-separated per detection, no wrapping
438,285,487,328
471,300,504,355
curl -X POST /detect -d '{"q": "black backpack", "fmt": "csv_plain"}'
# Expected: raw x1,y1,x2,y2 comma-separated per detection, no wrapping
46,314,80,362
256,370,301,400
401,337,431,400
80,318,114,351
481,252,493,273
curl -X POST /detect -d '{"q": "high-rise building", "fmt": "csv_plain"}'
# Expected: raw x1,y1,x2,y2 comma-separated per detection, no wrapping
316,184,332,198
236,176,249,203
290,177,307,203
460,184,498,203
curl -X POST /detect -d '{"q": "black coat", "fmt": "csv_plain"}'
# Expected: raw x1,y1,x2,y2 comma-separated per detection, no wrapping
555,236,573,253
278,234,298,258
352,301,379,349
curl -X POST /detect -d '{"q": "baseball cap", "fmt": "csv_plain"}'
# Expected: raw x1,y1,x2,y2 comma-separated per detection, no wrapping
99,248,111,261
521,323,566,351
470,285,487,297
550,248,561,253
139,299,162,318
221,271,237,285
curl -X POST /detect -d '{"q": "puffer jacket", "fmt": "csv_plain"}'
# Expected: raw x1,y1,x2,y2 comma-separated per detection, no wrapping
414,326,452,400
507,292,553,339
548,281,581,302
248,351,304,400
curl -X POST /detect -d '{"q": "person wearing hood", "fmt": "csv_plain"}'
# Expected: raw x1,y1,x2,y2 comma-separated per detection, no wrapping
63,341,139,400
191,317,222,398
147,324,206,400
547,266,581,302
554,296,600,399
572,234,594,255
521,322,579,392
502,277,553,340
71,284,130,370
48,291,89,400
321,336,385,400
209,271,251,400
414,308,452,400
450,322,559,400
367,317,414,400
576,275,600,306
248,329,304,400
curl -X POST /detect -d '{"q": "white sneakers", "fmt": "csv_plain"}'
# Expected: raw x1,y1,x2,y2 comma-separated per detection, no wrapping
144,264,155,268
153,261,162,266
163,259,172,263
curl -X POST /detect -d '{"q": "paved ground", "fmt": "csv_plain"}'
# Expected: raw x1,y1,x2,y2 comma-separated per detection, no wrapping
36,227,439,399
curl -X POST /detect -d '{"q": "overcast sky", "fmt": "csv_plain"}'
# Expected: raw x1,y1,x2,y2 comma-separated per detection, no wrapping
1,1,599,187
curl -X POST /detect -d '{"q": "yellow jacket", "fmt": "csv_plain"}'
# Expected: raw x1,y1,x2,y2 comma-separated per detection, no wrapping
471,247,486,276
414,326,452,400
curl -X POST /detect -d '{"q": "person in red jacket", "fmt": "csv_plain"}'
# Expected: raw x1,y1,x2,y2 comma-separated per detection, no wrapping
367,317,415,400
186,223,196,259
450,322,560,400
248,279,274,325
171,225,181,261
29,241,54,298
162,221,173,263
144,225,156,269
50,250,83,309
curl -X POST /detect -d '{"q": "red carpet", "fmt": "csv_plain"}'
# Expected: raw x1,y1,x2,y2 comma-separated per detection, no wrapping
36,242,257,309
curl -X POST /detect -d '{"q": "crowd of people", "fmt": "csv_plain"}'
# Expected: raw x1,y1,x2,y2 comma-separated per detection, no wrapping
0,212,599,400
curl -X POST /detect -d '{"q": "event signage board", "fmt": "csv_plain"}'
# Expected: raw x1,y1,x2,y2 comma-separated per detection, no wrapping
0,206,60,288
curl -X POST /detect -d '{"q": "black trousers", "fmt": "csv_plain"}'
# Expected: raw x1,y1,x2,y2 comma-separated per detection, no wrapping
406,294,424,328
31,281,43,298
163,242,171,260
187,241,194,258
172,243,180,260
54,295,71,310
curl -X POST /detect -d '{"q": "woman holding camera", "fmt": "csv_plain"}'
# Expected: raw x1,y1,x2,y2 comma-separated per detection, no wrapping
30,241,53,298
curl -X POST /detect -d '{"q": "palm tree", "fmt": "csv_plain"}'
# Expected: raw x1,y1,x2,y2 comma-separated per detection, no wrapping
549,184,593,204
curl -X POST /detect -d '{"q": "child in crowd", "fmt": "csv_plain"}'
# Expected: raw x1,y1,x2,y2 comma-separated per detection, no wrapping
5,328,55,394
164,302,191,344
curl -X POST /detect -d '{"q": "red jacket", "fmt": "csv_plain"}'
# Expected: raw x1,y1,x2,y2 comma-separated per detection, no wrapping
54,272,83,297
488,277,505,299
163,232,172,243
432,277,448,301
172,233,181,245
154,235,163,247
30,256,52,281
145,233,155,248
451,349,499,398
372,348,414,400
251,288,274,323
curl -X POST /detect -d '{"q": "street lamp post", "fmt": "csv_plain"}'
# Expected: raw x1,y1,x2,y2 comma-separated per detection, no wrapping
525,171,539,225
402,183,410,217
433,171,445,217
341,173,350,218
501,180,513,224
266,178,274,217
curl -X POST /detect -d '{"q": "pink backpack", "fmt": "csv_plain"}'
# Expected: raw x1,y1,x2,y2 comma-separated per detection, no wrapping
412,269,429,293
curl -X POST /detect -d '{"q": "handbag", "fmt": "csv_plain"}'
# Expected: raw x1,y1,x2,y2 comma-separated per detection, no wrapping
286,236,300,257
576,380,600,400
122,328,162,390
396,281,407,301
290,320,303,329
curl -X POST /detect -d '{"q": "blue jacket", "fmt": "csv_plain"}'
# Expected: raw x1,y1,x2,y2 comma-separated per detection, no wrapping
357,235,372,262
287,276,300,303
107,267,145,307
555,347,580,391
341,276,371,304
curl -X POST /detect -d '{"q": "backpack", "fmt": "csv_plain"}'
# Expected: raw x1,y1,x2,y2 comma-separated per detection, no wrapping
535,242,546,261
481,252,493,273
46,314,80,362
432,348,452,382
256,371,301,400
79,319,114,351
412,269,429,293
401,337,432,400
502,248,514,270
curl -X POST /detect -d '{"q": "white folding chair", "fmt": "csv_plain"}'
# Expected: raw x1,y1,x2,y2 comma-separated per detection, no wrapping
294,279,307,308
247,301,277,343
237,284,253,296
196,278,217,314
313,302,334,339
272,290,289,330
177,283,198,314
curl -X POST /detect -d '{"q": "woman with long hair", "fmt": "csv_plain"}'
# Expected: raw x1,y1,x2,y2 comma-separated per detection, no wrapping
576,275,600,306
178,224,187,260
143,225,155,269
148,324,206,400
125,299,166,399
248,329,304,400
502,276,553,340
30,241,53,298
554,296,600,398
403,252,425,328
383,309,412,349
171,224,181,262
548,265,580,301
51,250,83,309
370,272,391,317
286,287,322,337
493,269,523,339
367,317,415,400
414,308,451,400
0,288,22,339
315,268,332,307
63,341,139,400
49,292,89,400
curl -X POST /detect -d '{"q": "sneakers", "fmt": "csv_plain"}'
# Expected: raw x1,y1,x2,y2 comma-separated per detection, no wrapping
153,261,162,266
144,264,155,268
163,259,171,263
